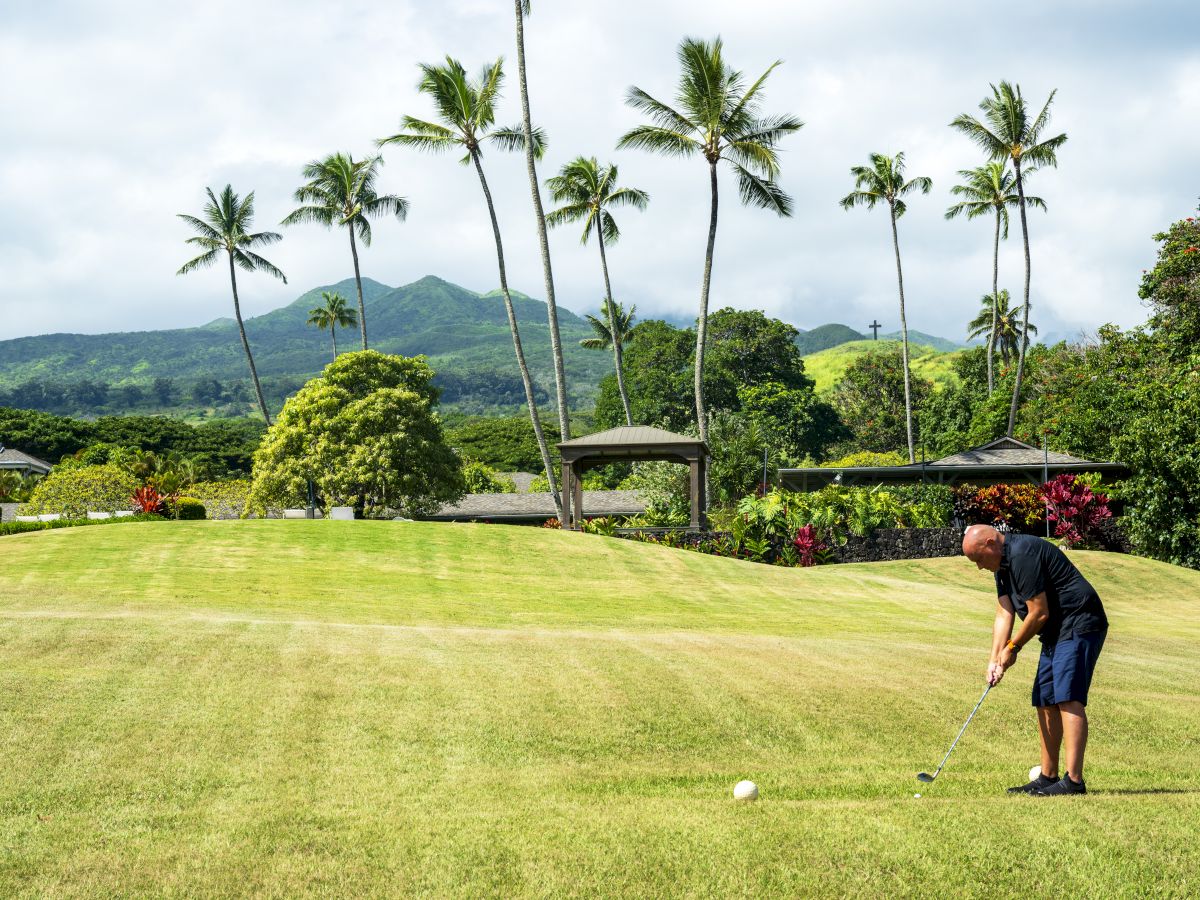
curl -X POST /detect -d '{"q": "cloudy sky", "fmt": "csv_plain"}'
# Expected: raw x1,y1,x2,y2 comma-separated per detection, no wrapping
2,0,1197,344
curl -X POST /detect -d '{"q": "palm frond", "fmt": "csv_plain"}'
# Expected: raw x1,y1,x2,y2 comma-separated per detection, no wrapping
616,125,700,157
733,163,792,216
280,205,337,227
176,248,221,276
233,249,287,283
624,86,697,133
176,214,222,242
605,186,650,210
490,124,547,159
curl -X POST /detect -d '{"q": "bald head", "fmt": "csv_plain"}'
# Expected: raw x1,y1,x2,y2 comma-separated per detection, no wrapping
963,524,1004,572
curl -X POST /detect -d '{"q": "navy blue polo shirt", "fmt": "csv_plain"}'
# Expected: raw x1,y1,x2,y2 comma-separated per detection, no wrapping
995,533,1108,645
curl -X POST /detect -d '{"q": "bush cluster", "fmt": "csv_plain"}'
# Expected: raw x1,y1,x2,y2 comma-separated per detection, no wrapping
17,464,141,519
0,513,164,537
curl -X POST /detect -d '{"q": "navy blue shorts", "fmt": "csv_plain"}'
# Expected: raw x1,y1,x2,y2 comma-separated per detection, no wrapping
1031,630,1107,707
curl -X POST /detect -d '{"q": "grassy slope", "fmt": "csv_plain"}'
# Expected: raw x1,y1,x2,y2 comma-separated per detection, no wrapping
803,338,962,394
1,522,1198,897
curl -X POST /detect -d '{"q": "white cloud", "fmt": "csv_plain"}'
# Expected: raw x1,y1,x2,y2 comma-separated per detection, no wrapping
1,0,1198,342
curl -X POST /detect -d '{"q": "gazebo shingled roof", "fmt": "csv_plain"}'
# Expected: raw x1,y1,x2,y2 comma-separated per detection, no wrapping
558,426,709,530
0,446,53,476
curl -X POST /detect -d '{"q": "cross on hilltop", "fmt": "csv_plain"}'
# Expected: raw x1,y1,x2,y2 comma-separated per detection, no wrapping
868,319,882,340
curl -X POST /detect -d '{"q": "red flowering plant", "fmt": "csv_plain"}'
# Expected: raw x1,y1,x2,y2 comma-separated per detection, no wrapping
131,485,166,516
953,483,1044,531
1040,474,1112,549
792,524,829,567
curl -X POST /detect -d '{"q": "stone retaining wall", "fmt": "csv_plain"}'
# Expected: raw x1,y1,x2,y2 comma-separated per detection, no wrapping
1,503,17,523
831,527,966,564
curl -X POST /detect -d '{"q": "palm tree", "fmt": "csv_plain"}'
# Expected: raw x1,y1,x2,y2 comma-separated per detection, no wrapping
281,153,408,350
307,291,358,362
945,162,1046,393
840,152,932,464
967,289,1036,366
512,0,571,442
950,82,1066,435
546,157,648,425
177,185,285,425
377,56,562,517
618,36,803,447
579,299,637,420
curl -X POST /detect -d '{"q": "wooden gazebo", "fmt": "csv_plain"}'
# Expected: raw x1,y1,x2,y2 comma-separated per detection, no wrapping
558,426,709,531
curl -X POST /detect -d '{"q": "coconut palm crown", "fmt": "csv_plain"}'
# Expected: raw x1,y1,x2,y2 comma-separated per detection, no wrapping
307,291,358,362
580,299,636,351
282,153,407,351
617,36,803,447
945,161,1046,393
840,152,932,464
967,289,1037,365
376,56,561,516
547,157,648,425
950,81,1066,435
177,185,286,425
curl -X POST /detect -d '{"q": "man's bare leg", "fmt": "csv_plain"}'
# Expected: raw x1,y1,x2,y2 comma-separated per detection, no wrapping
1059,700,1088,781
1037,705,1062,778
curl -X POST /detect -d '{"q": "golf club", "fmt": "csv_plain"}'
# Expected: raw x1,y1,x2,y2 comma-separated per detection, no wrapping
917,683,993,783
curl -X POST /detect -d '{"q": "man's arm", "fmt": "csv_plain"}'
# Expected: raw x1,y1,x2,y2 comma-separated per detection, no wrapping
988,596,1016,685
999,592,1050,671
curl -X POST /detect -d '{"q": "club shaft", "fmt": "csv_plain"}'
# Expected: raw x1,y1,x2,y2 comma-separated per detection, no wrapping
931,684,991,778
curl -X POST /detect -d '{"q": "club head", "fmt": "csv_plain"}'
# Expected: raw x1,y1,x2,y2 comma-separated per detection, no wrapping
916,772,936,783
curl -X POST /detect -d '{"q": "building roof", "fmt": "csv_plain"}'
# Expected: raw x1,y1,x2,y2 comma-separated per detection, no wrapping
777,437,1125,491
427,489,646,522
929,437,1090,467
0,446,53,475
558,426,706,449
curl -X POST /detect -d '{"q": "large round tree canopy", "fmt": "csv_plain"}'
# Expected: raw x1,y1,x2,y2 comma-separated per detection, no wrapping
249,351,464,516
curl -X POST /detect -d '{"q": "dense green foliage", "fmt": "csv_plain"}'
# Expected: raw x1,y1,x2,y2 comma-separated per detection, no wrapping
831,347,933,454
249,351,464,516
444,416,563,473
461,461,517,494
0,512,163,536
189,480,252,520
17,464,141,518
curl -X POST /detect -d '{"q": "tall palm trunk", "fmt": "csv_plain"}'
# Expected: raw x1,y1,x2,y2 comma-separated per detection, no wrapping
227,252,272,426
514,1,570,442
696,162,719,446
330,326,338,363
1007,159,1032,437
348,227,368,350
470,148,562,516
595,219,633,425
888,202,916,463
987,209,1000,394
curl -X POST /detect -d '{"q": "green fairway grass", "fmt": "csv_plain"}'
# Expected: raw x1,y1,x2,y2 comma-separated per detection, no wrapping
2,522,1197,897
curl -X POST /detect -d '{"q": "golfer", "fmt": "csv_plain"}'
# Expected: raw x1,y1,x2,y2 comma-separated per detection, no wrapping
962,524,1108,796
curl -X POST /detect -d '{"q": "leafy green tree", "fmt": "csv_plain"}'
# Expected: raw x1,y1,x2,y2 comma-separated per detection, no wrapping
307,291,359,362
17,464,141,518
511,0,571,444
249,351,464,517
951,82,1067,435
578,299,638,423
378,56,562,517
831,347,933,455
282,153,407,351
462,460,517,493
966,289,1036,365
444,416,562,473
177,185,286,425
618,36,803,447
547,156,649,424
945,162,1046,392
0,407,92,461
840,151,932,463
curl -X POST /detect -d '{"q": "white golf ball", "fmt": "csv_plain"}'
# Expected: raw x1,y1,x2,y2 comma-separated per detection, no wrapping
914,793,921,799
1029,765,1042,782
733,780,759,802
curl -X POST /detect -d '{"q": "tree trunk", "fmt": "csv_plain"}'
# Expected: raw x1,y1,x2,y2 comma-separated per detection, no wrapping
1007,158,1032,437
987,209,1000,394
471,149,562,517
330,326,338,363
514,0,570,442
348,227,368,351
696,162,719,446
596,218,633,425
228,252,272,426
889,203,916,464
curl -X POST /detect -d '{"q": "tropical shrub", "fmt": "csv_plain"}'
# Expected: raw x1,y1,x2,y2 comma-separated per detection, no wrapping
953,483,1045,531
132,486,166,515
165,496,207,520
17,464,140,519
820,450,907,468
1,513,163,537
1041,474,1112,549
792,524,829,567
189,479,252,519
0,471,42,503
462,461,516,494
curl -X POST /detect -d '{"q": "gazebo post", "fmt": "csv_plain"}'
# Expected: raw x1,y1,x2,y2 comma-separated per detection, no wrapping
561,459,573,529
689,459,702,531
572,462,585,531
